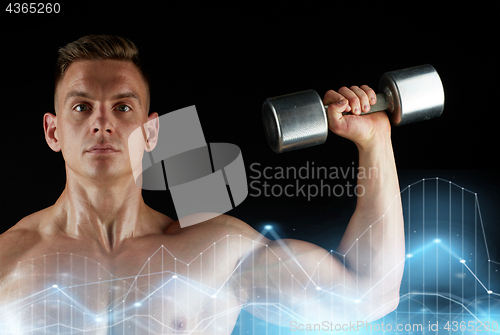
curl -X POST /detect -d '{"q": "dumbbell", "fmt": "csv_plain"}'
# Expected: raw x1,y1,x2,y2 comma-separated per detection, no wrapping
262,64,445,154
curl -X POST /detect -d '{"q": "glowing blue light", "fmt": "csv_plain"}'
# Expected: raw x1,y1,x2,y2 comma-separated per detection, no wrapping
134,302,142,307
406,254,413,258
264,225,273,230
434,238,441,243
460,259,466,263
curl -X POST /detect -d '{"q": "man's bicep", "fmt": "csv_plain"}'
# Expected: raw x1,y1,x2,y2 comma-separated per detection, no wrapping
236,238,358,301
234,238,361,325
265,239,357,295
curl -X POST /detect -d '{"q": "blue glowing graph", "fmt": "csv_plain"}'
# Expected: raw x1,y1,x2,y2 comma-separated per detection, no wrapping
233,178,500,334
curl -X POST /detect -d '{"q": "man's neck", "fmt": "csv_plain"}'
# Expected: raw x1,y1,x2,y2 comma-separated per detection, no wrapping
47,173,170,253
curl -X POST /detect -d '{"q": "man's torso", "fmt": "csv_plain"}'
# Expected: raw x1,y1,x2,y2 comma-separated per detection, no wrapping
0,211,254,334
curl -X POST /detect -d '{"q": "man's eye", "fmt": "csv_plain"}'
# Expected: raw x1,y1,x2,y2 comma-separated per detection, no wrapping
117,105,131,112
75,104,90,112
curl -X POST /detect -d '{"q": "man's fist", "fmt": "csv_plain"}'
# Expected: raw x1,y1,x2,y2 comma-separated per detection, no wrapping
323,85,391,150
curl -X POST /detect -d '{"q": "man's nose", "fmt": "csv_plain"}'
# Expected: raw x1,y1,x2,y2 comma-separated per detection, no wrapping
91,106,115,134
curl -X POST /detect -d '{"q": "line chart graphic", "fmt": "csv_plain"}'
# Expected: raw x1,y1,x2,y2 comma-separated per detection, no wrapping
0,177,498,334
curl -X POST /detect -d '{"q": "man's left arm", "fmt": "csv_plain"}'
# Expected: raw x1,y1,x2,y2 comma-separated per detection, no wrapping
233,85,405,326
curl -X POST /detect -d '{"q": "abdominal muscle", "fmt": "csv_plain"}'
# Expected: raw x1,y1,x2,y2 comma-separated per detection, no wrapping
0,246,242,334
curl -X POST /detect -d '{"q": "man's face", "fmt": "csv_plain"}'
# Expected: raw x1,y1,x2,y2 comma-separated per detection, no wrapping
51,59,154,183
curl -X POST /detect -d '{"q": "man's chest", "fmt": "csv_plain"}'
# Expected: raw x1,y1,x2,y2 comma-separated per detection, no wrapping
0,237,243,334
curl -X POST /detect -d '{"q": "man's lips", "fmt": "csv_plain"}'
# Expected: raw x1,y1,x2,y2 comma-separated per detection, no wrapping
86,144,119,153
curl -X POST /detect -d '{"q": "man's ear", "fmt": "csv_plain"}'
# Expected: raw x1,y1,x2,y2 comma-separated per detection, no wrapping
144,112,159,152
44,113,61,152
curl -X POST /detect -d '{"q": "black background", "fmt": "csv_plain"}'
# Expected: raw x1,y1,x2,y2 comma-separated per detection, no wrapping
1,2,499,256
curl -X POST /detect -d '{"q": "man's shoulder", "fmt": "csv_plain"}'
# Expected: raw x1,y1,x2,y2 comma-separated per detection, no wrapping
164,214,265,245
0,210,45,270
3,207,48,234
170,214,270,255
179,214,260,237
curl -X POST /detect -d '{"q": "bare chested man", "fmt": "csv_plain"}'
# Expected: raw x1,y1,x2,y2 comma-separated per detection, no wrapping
0,35,405,334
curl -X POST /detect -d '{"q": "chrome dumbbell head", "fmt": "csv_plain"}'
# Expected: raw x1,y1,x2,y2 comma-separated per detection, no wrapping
380,64,445,126
262,64,445,154
262,89,327,154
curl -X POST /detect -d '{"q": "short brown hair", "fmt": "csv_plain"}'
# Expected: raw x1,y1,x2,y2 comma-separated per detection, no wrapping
54,34,150,106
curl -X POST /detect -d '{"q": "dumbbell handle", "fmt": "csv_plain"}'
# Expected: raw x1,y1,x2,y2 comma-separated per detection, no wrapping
324,93,390,116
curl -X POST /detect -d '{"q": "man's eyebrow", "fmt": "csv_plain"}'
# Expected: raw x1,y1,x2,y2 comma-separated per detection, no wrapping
111,92,141,106
64,90,94,104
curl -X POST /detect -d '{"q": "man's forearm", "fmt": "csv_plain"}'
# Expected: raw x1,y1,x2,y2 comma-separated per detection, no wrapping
337,134,405,301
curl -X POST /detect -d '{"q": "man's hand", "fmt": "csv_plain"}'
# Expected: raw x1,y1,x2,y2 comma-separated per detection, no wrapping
324,85,391,150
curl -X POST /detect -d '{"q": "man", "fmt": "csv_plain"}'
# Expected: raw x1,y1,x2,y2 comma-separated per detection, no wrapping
0,35,404,334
